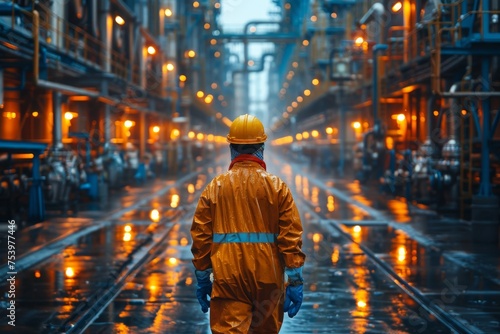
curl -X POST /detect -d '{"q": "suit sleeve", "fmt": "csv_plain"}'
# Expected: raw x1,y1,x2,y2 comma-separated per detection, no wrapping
190,186,213,271
277,183,306,269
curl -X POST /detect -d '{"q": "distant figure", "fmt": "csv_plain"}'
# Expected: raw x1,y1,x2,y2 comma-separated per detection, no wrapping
191,114,306,333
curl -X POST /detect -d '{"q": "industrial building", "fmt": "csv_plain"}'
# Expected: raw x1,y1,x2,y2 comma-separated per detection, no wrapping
0,1,499,333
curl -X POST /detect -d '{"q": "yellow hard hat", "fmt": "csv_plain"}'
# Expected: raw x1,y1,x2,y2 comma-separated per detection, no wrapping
227,114,267,144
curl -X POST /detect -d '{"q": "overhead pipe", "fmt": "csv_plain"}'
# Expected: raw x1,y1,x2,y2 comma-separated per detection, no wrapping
372,44,388,122
231,52,275,80
242,21,281,114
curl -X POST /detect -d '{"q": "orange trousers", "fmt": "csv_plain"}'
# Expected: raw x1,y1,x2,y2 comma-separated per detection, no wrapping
210,291,284,334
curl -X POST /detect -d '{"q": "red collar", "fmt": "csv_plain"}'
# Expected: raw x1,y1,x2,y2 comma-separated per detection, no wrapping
229,154,267,170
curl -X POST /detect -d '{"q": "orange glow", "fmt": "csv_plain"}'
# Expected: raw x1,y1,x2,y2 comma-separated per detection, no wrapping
353,225,361,233
147,46,156,55
302,131,310,139
166,63,174,71
331,246,340,264
311,130,319,138
32,111,39,117
312,78,319,86
124,120,134,128
164,8,173,17
179,75,187,82
187,50,196,58
461,109,467,115
331,12,337,18
204,94,213,104
304,89,311,96
433,110,439,116
168,257,178,265
397,246,407,263
124,224,132,232
302,40,309,46
171,194,180,208
150,209,160,222
392,1,402,12
115,16,125,25
327,195,335,212
291,101,298,108
386,136,394,150
180,237,189,246
196,90,204,98
355,37,364,46
312,233,322,243
152,126,160,133
197,133,204,140
123,232,132,241
352,121,361,129
34,270,41,278
187,184,195,194
326,127,333,135
193,1,200,8
357,300,367,308
297,96,303,103
295,133,303,141
397,114,406,122
64,111,73,120
204,23,211,29
65,267,75,278
171,128,180,140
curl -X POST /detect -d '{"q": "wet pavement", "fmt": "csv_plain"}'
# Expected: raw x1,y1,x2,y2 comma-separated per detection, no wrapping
0,149,499,333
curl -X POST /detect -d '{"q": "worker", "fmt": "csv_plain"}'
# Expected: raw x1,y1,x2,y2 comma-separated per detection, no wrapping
191,114,306,333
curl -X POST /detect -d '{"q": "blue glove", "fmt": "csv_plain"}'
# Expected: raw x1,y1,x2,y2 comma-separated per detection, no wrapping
284,267,304,318
195,269,212,313
284,284,303,318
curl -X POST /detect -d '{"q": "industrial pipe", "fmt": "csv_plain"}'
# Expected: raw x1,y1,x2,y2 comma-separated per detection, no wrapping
242,21,281,113
372,44,388,122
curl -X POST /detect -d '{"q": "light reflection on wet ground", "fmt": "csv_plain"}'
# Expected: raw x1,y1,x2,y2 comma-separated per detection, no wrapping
0,218,93,264
280,221,450,333
0,219,166,332
1,151,499,333
268,152,500,333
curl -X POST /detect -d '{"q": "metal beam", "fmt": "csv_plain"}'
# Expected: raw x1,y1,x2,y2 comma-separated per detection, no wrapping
212,33,299,42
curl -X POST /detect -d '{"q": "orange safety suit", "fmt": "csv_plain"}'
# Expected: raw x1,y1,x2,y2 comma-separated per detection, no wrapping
191,158,306,333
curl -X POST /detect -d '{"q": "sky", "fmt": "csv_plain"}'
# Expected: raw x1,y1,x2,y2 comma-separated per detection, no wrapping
219,0,276,28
